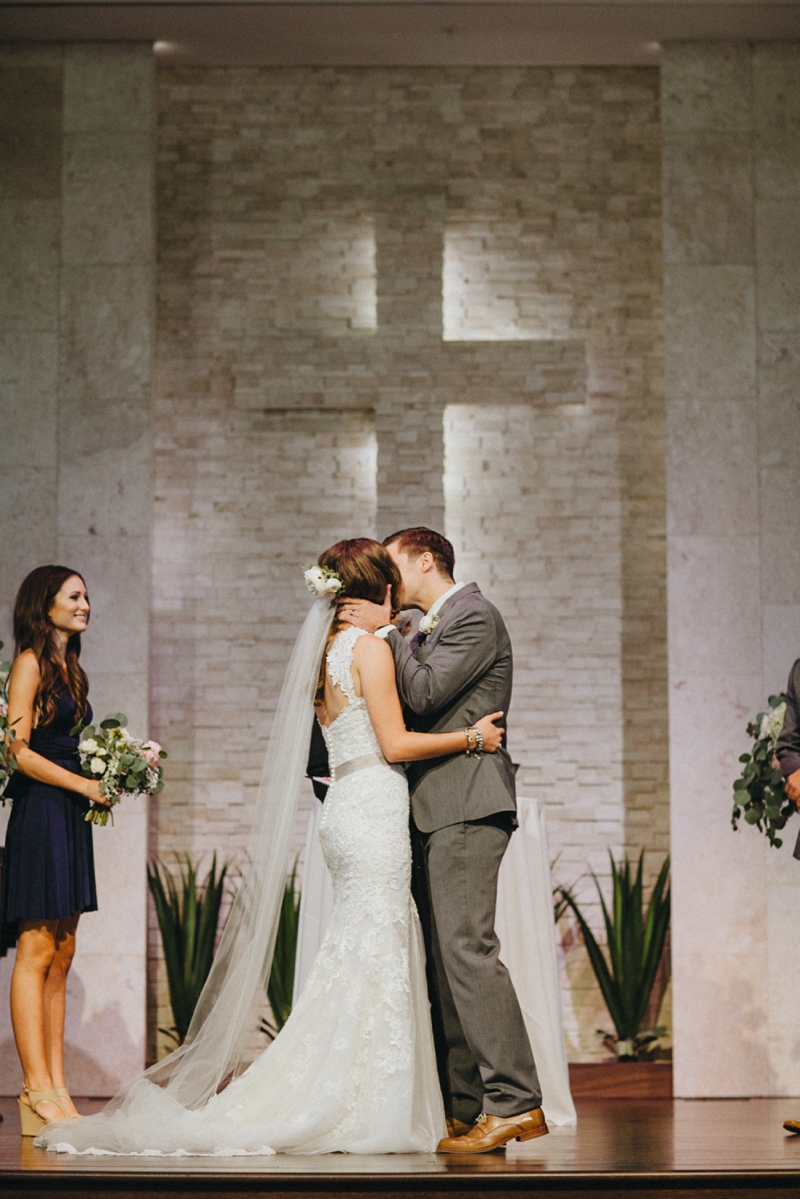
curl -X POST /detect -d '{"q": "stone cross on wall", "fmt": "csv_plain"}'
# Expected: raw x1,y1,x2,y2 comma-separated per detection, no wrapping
232,193,585,538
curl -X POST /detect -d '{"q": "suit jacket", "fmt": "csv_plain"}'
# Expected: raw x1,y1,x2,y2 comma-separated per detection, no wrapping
774,658,800,861
776,658,800,781
385,582,517,833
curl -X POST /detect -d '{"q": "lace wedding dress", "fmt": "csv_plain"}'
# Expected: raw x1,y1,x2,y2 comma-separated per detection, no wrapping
37,627,445,1156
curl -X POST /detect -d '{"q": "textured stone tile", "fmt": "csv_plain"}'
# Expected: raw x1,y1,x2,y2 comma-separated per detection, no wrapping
662,135,753,266
666,398,758,538
0,331,58,468
0,466,57,631
757,331,800,471
754,44,800,202
759,465,800,606
62,133,153,266
63,44,153,133
58,399,151,538
664,265,755,401
0,56,62,200
762,604,800,696
755,199,800,332
0,200,59,331
661,43,752,136
57,533,151,679
59,266,152,405
667,535,761,677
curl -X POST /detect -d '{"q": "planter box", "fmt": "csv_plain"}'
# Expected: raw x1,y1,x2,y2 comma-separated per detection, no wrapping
568,1061,672,1099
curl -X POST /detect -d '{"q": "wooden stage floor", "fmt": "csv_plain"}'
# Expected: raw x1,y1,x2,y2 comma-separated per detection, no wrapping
0,1096,799,1197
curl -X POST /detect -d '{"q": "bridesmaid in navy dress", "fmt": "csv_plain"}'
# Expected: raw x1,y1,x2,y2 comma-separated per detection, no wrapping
1,566,108,1134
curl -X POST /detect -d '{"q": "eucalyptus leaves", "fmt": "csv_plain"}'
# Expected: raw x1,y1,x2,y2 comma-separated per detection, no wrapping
0,641,18,800
732,693,793,848
77,713,167,825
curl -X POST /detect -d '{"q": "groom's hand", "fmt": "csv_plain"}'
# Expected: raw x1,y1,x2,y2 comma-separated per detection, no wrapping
786,768,800,810
338,587,393,634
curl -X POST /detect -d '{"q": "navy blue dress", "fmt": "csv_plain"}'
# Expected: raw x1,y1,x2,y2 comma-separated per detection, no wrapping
1,691,97,953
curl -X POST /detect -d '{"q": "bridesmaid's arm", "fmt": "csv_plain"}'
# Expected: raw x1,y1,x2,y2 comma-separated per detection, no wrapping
7,651,103,801
352,636,504,763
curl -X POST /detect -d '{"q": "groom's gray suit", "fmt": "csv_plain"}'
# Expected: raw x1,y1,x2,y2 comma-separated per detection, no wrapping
383,582,541,1123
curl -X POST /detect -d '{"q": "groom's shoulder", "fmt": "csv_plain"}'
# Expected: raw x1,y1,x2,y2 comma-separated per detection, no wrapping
449,584,509,632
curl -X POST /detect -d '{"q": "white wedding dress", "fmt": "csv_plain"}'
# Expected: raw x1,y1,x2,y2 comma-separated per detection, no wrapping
37,627,446,1156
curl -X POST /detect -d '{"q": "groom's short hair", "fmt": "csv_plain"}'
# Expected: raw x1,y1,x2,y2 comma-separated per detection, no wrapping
383,527,455,580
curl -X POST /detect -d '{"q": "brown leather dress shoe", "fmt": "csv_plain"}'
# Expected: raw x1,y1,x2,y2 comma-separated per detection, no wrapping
437,1108,548,1153
445,1116,473,1138
784,1119,800,1134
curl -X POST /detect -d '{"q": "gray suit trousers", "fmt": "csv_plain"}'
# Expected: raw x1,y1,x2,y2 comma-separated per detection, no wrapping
412,817,542,1122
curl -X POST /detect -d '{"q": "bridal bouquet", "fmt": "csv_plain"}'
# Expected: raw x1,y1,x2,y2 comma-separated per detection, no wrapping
732,693,792,848
0,642,18,801
77,714,167,825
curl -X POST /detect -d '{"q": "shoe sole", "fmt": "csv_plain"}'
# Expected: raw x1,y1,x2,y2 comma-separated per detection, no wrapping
437,1123,549,1153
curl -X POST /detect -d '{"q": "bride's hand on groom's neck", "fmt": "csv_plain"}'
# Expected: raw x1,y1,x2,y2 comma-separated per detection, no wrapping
337,587,393,634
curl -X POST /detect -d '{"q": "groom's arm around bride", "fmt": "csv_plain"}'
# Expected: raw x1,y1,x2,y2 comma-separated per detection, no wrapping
339,527,546,1153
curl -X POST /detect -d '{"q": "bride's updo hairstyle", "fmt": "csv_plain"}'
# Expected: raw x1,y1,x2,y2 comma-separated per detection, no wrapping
315,538,401,704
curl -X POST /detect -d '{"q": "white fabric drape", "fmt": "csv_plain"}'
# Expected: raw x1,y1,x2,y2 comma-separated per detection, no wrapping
295,794,576,1127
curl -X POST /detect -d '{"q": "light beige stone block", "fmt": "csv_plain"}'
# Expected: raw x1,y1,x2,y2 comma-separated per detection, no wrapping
0,200,59,331
666,398,758,537
59,266,152,406
0,464,57,594
63,44,154,134
759,465,800,606
755,200,800,333
762,605,800,697
758,331,800,471
664,265,756,401
667,535,761,677
56,534,151,684
0,55,62,200
661,134,753,267
0,332,58,468
58,399,151,538
754,44,800,202
62,134,153,267
669,671,769,1097
661,43,752,136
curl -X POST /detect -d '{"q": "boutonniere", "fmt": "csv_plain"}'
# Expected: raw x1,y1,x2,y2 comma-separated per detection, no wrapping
418,611,439,635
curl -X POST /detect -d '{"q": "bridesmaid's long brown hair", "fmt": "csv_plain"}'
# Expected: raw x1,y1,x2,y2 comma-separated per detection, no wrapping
315,539,400,705
13,565,90,728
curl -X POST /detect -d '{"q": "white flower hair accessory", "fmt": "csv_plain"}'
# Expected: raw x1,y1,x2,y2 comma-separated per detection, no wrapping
303,563,345,599
418,611,439,635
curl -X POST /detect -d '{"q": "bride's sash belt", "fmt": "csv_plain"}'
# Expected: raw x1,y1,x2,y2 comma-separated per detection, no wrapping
332,752,403,783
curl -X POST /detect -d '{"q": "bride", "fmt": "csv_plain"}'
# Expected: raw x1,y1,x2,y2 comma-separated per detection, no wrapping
36,539,506,1156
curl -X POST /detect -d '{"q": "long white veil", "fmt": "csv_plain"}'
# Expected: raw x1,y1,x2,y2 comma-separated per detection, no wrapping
107,596,335,1113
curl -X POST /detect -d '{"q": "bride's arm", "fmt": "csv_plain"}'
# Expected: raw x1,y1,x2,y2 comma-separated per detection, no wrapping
353,636,503,763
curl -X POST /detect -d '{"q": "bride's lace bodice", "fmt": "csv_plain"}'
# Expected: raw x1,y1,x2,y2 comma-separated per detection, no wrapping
320,627,384,769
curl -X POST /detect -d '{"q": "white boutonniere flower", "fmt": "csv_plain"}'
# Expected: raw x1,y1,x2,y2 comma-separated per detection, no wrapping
303,564,344,599
418,611,439,635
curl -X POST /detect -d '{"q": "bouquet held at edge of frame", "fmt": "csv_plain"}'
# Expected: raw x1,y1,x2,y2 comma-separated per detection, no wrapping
732,693,792,848
76,713,168,825
0,642,18,799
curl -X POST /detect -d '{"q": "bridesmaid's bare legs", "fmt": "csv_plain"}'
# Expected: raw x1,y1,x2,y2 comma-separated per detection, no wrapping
43,916,80,1116
11,916,80,1120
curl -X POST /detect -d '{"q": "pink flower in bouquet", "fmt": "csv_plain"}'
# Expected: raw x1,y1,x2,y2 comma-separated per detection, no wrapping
142,740,162,766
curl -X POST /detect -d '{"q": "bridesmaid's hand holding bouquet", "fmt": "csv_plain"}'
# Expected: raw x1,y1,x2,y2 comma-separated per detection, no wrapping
76,713,167,825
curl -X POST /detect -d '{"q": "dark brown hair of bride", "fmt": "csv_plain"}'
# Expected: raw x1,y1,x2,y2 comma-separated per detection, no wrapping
382,526,455,579
13,565,90,728
315,538,401,706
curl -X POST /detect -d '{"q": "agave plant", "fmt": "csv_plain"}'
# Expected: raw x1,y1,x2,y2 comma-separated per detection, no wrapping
147,854,229,1045
560,851,670,1060
261,862,301,1039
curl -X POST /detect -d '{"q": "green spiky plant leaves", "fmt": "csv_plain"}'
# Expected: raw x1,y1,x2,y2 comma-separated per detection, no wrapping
147,854,229,1046
261,862,301,1039
560,851,670,1060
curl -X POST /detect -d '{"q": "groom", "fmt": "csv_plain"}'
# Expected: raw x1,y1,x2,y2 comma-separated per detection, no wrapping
339,527,545,1153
